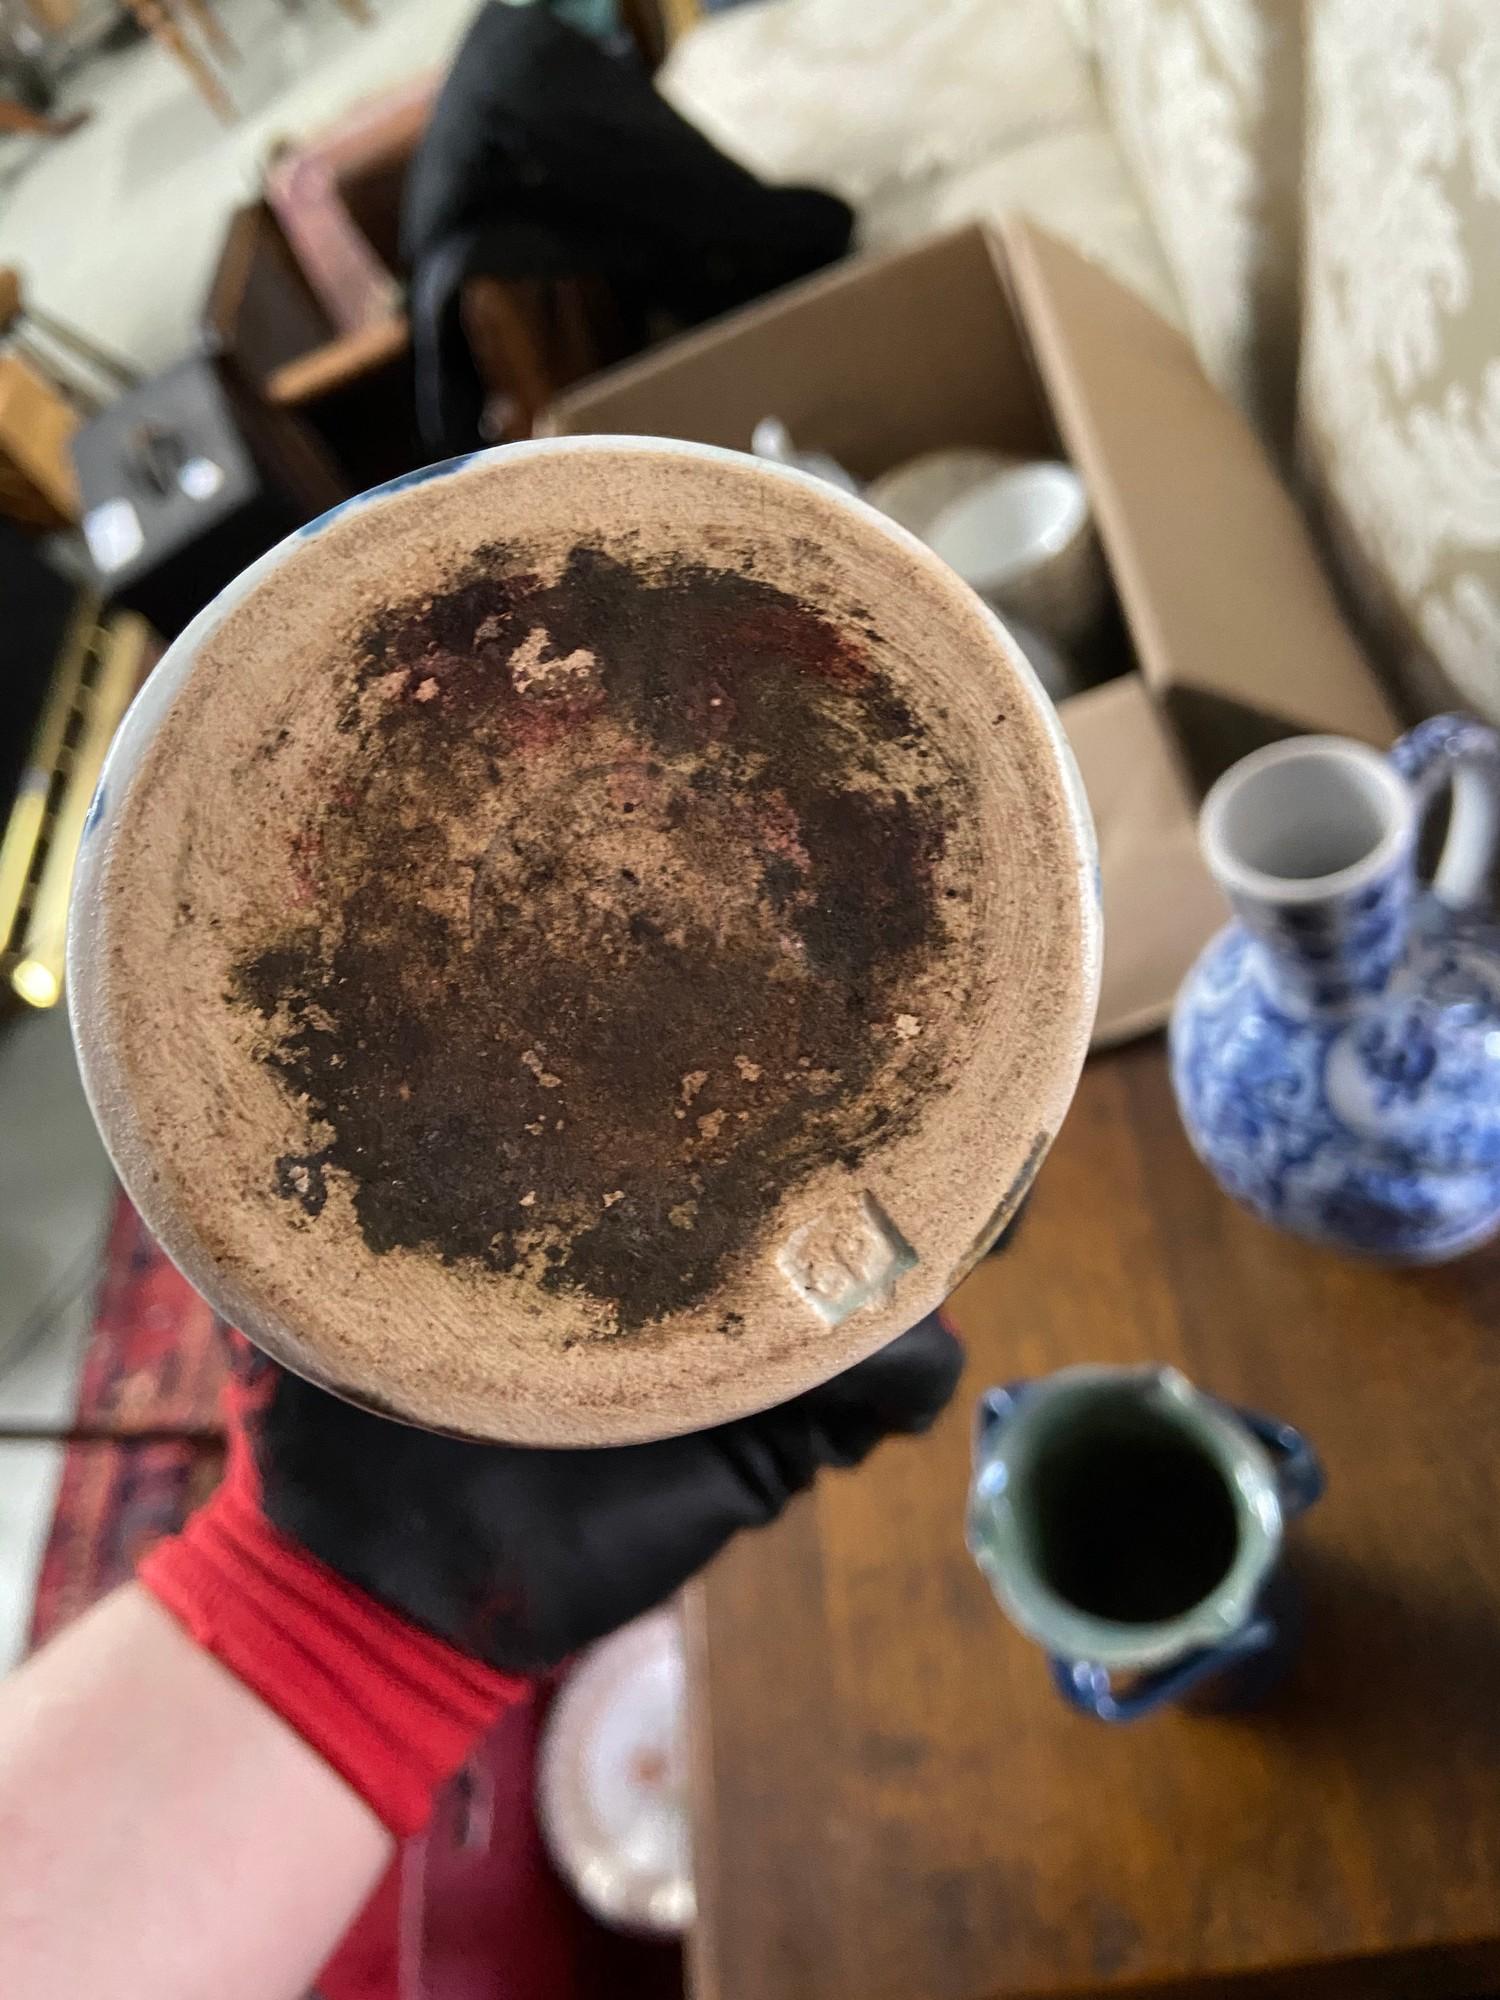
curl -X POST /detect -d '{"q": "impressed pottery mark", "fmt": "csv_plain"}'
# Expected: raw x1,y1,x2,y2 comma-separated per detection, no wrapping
777,1192,918,1323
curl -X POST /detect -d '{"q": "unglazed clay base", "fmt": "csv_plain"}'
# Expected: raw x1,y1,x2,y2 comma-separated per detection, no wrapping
68,439,1099,1445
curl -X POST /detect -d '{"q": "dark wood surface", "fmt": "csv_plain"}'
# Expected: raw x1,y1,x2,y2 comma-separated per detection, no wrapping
685,1037,1500,2000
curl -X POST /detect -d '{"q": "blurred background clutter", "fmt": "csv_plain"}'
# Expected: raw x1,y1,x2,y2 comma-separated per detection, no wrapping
6,3,1500,1998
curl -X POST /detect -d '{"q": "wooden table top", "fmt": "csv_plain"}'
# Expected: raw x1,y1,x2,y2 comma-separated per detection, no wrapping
685,1038,1500,2000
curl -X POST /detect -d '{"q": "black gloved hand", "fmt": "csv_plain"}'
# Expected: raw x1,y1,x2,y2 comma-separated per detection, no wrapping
243,1313,962,1673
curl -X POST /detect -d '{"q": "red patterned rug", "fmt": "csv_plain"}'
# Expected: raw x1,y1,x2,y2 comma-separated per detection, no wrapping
26,1436,223,1653
27,1194,228,1653
72,1191,231,1438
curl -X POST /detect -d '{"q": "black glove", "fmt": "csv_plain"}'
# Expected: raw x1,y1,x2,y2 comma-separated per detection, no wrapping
245,1313,962,1673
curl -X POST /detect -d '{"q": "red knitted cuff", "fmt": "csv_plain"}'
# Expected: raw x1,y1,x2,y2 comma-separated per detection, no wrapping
139,1473,526,1837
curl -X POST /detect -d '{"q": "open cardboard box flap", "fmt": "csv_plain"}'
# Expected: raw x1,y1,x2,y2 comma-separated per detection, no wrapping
543,219,1400,1042
996,216,1399,788
1063,674,1227,1047
541,224,1057,472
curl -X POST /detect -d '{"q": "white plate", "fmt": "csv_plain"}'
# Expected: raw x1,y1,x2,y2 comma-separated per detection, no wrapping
537,1607,695,1937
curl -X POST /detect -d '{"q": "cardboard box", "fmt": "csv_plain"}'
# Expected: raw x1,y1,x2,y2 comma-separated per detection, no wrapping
543,220,1399,1040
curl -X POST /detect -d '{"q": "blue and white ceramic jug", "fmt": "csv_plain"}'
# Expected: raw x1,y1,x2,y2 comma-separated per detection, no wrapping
1171,716,1500,1262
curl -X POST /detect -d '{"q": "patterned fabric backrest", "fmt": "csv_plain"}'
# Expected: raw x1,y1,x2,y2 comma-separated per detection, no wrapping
1299,1,1500,724
1088,0,1304,449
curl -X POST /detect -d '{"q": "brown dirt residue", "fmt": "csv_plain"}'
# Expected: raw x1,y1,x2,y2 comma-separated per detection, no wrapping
231,539,966,1334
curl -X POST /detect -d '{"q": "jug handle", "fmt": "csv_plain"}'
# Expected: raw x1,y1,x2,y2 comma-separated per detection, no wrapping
1232,1406,1325,1519
1390,715,1500,909
1050,1618,1276,1723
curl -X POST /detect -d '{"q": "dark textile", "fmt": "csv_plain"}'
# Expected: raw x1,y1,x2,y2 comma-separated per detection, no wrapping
401,3,853,453
255,1311,962,1675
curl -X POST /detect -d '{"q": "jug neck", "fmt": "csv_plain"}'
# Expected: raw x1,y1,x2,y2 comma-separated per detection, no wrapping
1231,856,1415,1009
1200,737,1415,1011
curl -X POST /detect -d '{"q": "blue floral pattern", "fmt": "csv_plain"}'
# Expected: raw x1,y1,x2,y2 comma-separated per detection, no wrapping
1173,919,1500,1259
1353,1012,1438,1107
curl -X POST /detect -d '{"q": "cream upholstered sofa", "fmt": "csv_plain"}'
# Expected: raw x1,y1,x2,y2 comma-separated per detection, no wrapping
1086,0,1500,730
663,0,1500,728
1300,3,1500,726
661,0,1185,343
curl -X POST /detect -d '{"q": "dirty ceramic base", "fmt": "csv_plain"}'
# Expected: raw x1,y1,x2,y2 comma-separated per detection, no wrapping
69,438,1098,1444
